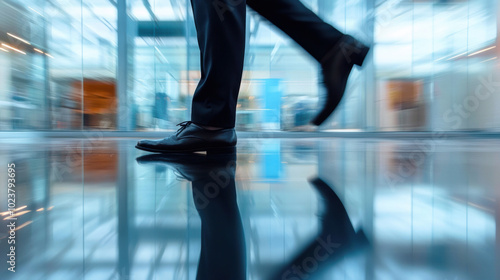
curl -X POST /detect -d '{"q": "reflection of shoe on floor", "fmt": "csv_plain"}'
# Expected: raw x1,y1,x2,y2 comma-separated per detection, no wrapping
311,35,370,126
309,177,370,254
269,177,370,280
135,121,236,154
136,152,236,182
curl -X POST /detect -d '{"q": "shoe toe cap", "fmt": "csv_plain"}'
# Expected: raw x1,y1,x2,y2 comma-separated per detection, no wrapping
137,139,155,148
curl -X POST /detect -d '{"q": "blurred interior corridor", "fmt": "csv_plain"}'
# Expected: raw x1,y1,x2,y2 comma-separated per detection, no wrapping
1,0,500,279
0,0,499,132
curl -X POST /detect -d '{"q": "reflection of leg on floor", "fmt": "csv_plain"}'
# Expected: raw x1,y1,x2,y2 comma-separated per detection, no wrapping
193,175,246,280
135,153,246,280
269,177,369,280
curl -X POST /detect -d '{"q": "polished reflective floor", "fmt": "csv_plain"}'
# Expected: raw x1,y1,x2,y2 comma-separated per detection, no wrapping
0,137,498,280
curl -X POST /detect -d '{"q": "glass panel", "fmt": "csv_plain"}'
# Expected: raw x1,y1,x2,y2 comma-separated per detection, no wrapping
46,0,84,130
131,0,190,131
81,0,117,129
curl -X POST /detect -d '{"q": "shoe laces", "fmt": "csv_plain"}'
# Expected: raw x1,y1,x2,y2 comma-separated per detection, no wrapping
172,169,186,181
176,121,192,135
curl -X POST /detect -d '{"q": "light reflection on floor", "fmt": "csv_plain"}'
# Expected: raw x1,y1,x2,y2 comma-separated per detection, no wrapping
0,138,498,280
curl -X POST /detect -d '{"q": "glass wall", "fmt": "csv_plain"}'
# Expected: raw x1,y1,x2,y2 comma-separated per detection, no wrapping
0,0,498,131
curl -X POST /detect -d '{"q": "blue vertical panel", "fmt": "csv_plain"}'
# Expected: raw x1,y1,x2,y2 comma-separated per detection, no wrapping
261,139,281,179
262,79,282,129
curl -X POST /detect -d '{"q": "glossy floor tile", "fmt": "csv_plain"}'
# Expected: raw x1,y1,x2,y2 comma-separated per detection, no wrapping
0,138,498,280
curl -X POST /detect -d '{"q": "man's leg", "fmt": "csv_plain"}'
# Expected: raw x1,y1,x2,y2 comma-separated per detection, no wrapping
135,0,367,153
190,0,247,128
136,1,244,153
246,0,343,62
246,0,370,126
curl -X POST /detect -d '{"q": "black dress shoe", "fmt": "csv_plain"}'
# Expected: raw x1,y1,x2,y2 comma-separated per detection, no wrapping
311,35,370,126
135,121,237,154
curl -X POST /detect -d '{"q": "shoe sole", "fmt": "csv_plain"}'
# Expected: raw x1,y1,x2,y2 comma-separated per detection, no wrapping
135,144,236,155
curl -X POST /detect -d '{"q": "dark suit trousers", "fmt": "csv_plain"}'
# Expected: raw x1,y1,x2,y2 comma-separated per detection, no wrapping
190,0,344,128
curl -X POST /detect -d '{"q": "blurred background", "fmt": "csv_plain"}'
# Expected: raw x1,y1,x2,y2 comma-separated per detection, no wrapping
1,1,500,279
0,0,498,132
